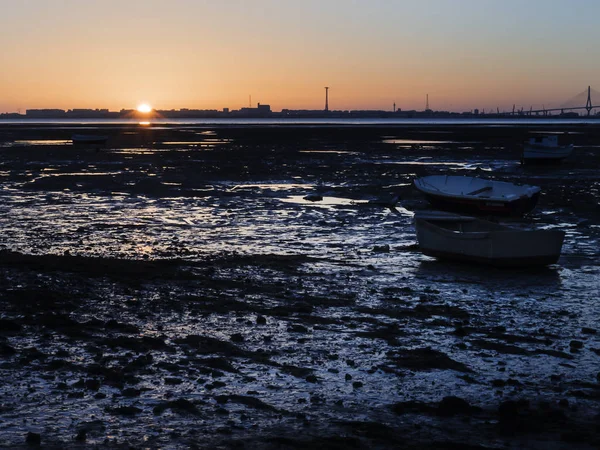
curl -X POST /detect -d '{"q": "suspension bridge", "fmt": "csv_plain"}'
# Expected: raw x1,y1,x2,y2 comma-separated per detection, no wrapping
515,86,600,116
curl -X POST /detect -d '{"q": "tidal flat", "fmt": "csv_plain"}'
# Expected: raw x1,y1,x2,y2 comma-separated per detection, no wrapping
0,123,599,449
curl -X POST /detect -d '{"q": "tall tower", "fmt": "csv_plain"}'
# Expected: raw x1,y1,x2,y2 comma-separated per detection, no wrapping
324,87,330,112
426,94,429,111
586,86,592,116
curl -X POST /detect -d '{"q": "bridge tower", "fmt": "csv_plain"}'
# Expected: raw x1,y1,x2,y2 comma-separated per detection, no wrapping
586,86,592,116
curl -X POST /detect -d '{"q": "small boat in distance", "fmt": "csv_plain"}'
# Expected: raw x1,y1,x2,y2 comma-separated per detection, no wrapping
71,134,109,145
413,175,540,216
522,135,573,164
414,211,564,267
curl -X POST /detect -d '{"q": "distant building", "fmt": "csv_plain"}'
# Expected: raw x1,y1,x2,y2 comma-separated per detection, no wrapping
237,103,271,117
26,109,66,118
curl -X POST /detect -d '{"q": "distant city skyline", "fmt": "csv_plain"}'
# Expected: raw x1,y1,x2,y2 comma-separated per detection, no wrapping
1,0,599,114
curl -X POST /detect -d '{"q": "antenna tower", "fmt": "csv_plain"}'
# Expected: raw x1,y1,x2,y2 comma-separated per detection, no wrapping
324,87,329,112
426,94,429,111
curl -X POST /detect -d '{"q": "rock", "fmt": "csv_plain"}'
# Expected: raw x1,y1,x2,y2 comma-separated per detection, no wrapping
372,244,390,253
85,379,101,391
288,324,308,333
121,388,141,397
256,315,267,325
75,430,86,442
498,399,529,421
582,327,596,334
437,396,478,416
106,406,142,416
25,432,41,445
230,333,244,342
305,374,318,383
0,343,16,356
570,340,584,350
0,318,22,332
303,194,323,202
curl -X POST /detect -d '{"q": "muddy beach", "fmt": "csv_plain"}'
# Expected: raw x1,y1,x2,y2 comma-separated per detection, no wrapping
0,122,599,449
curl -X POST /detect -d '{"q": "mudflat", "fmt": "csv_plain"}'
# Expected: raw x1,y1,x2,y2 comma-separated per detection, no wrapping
0,123,599,449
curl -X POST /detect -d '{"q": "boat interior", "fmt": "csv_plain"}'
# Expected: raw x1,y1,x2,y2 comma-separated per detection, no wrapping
416,175,539,198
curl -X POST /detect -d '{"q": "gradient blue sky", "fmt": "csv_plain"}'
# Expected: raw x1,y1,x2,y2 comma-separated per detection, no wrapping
1,0,598,112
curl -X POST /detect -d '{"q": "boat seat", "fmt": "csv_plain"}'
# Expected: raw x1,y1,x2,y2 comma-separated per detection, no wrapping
466,186,492,196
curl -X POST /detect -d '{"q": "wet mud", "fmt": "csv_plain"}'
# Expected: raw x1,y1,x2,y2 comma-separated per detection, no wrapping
0,123,599,449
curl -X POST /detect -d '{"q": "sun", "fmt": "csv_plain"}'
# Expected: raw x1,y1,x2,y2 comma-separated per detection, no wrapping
137,103,152,113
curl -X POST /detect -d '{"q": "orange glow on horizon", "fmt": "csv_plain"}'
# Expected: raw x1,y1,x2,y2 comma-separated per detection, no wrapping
137,104,152,113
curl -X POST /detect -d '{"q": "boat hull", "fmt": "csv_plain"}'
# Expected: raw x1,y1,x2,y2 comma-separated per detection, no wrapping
415,216,564,267
423,191,540,216
522,144,573,164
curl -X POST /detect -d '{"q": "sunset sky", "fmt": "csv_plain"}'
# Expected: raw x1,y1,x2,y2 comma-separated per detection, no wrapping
1,0,599,113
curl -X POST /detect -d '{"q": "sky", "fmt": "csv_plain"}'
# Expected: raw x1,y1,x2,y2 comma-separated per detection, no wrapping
1,0,599,113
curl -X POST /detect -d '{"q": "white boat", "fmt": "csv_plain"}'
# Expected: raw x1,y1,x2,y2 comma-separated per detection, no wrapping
71,134,109,145
413,175,540,216
414,211,564,267
522,135,573,164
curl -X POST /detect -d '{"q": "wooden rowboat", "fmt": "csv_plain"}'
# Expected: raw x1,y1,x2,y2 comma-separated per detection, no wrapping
414,211,564,267
413,175,540,216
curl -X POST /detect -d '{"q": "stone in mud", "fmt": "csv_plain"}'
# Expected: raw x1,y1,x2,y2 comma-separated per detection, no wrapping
75,430,86,442
498,399,530,421
569,340,584,350
205,381,227,390
196,357,239,373
214,394,278,412
372,244,390,253
0,342,16,356
391,400,435,415
256,315,267,325
387,347,473,373
230,333,244,342
175,334,247,356
84,379,101,391
303,194,323,202
0,318,22,332
437,396,480,416
25,431,41,445
121,387,141,397
106,405,143,416
104,335,169,352
153,398,202,416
